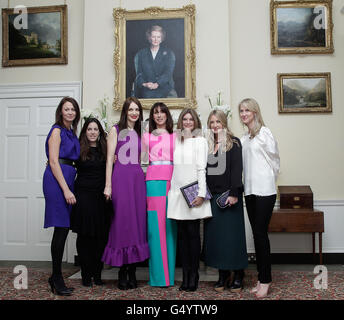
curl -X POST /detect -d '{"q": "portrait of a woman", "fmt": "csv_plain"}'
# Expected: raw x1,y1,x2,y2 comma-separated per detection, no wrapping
133,25,177,99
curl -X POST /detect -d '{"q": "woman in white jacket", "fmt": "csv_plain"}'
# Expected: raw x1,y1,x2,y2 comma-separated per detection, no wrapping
239,98,280,298
167,109,211,292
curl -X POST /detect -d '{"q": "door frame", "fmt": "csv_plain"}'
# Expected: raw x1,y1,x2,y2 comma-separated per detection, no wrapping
0,81,82,263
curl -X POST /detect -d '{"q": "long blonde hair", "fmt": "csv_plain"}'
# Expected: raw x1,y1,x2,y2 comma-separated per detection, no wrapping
207,110,237,153
238,98,265,138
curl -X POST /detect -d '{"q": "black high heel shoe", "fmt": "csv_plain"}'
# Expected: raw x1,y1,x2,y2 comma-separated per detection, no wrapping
179,268,189,291
81,277,92,287
48,276,72,296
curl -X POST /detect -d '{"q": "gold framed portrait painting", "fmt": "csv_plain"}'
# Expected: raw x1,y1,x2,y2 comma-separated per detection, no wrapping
270,0,334,55
277,73,332,113
113,5,196,110
2,5,68,67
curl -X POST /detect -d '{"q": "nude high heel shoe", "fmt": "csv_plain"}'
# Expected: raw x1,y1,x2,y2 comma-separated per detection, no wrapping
250,280,260,293
255,282,271,298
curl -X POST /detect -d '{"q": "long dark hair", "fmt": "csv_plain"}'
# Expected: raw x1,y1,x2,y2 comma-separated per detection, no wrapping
148,102,173,133
79,118,107,161
55,97,81,135
117,97,143,137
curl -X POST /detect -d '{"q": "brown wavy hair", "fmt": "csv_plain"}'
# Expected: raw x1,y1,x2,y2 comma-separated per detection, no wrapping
79,118,107,161
55,97,80,135
176,109,202,142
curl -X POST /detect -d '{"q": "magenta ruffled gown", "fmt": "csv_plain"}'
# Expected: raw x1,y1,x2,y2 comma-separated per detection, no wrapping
102,125,149,266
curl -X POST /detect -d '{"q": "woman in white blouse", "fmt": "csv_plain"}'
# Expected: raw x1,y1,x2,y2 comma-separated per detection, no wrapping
239,98,280,298
167,109,211,292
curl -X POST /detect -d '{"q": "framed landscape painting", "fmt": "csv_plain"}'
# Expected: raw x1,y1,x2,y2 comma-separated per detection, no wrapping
2,5,68,67
113,5,196,110
270,0,334,54
277,73,332,113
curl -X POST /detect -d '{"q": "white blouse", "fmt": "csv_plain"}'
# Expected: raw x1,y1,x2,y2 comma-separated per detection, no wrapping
167,136,212,220
241,126,280,196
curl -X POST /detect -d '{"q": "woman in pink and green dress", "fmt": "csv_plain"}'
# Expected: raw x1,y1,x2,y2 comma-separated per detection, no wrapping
142,102,177,287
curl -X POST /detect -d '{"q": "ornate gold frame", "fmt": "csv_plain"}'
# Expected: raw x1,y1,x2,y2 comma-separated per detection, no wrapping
277,73,332,113
113,5,196,110
2,5,68,67
270,0,334,55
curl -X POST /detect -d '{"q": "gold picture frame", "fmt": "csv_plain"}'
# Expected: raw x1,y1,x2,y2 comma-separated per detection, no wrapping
113,5,196,110
277,73,332,113
270,0,334,55
2,5,68,67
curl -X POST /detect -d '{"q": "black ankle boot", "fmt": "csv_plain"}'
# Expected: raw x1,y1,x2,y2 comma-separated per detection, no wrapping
228,270,244,292
179,268,189,291
214,270,231,292
118,265,129,290
127,264,137,289
186,270,199,292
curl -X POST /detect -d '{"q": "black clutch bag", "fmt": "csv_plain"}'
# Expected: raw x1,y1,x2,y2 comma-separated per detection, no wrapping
216,190,231,209
180,181,212,208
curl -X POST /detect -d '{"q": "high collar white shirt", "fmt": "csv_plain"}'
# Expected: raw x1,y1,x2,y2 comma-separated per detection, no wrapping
241,126,280,196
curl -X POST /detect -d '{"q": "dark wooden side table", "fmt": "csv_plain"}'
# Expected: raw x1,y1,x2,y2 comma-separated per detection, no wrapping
268,209,324,264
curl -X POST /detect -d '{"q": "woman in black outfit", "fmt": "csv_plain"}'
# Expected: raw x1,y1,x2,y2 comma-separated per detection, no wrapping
203,110,248,292
71,118,111,287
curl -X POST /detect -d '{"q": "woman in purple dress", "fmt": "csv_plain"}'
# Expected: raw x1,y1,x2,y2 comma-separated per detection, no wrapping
43,97,80,296
102,97,149,290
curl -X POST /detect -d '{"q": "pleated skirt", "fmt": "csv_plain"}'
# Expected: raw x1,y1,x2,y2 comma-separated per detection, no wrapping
203,193,248,270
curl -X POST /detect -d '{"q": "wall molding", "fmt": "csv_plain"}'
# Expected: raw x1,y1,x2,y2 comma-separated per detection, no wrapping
0,82,82,102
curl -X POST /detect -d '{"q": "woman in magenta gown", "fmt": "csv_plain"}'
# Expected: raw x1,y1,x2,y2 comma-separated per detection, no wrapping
102,97,149,290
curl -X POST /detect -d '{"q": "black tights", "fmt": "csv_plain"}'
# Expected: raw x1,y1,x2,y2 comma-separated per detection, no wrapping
51,227,69,278
76,234,107,280
177,220,201,271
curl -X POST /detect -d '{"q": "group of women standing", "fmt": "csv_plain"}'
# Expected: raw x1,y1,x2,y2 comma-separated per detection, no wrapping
42,95,279,299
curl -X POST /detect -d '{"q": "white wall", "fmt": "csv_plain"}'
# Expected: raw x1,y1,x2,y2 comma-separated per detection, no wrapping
82,0,231,123
0,0,84,83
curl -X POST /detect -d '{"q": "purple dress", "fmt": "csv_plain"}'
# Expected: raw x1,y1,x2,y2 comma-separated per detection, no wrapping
102,125,149,266
43,124,80,228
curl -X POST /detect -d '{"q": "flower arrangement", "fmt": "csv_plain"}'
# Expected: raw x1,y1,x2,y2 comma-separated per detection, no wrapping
205,91,232,120
80,95,110,132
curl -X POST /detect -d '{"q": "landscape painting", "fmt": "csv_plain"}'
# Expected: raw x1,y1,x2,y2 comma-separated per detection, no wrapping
278,73,332,113
2,5,68,67
277,7,325,48
270,0,334,54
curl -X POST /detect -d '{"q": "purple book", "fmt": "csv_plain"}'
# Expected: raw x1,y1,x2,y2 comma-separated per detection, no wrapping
180,181,212,208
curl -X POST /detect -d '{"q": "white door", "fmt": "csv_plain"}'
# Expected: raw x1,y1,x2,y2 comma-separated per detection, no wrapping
0,82,81,261
0,97,62,260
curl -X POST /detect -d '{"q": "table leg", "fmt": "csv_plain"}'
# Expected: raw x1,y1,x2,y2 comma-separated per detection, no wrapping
319,232,323,265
